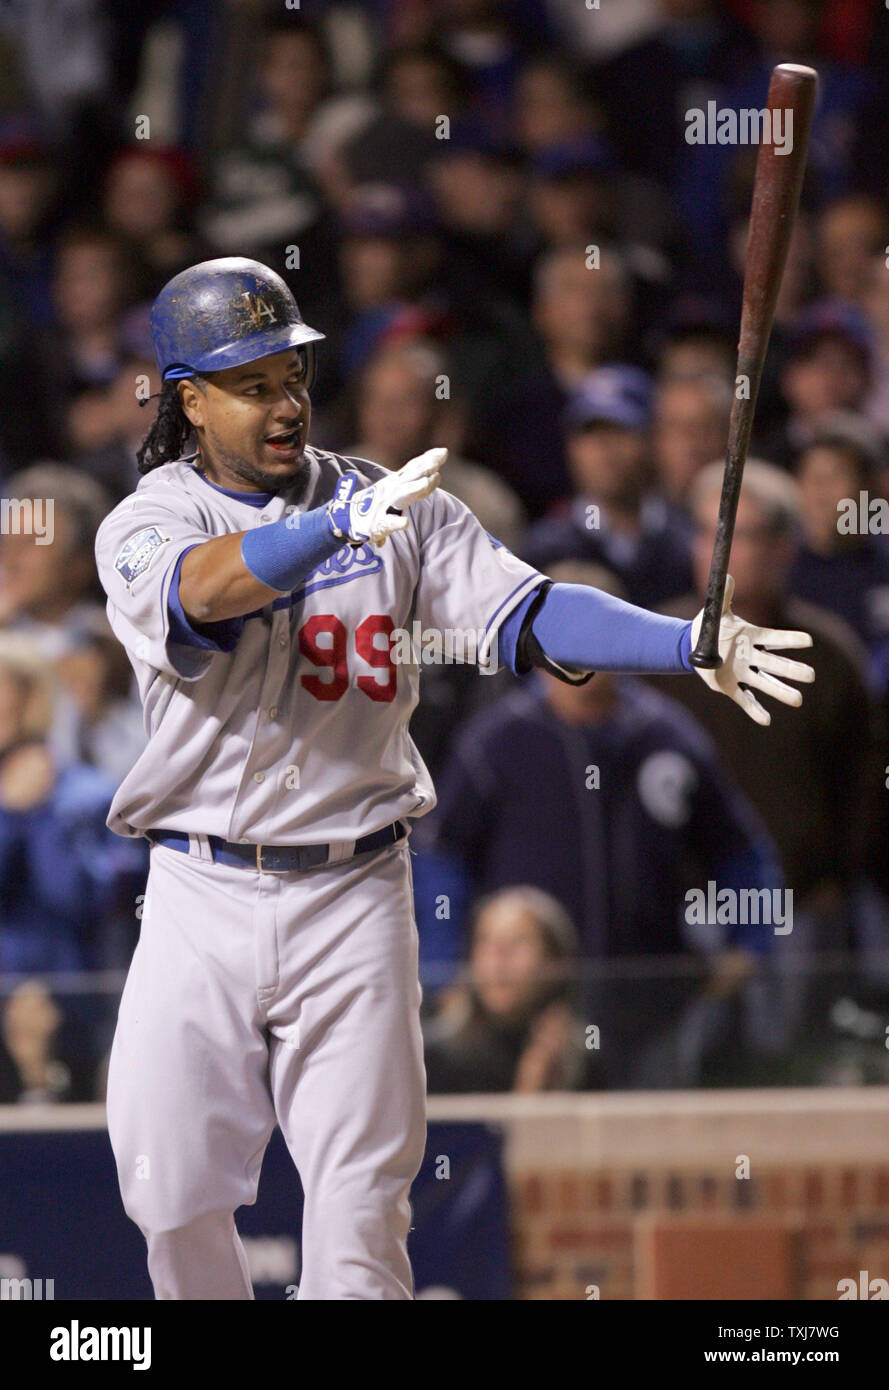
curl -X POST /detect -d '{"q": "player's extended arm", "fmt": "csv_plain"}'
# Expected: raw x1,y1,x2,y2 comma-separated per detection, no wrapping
178,449,446,624
515,575,814,726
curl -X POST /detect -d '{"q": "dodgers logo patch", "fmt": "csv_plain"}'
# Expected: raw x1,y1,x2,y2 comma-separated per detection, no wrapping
114,526,166,584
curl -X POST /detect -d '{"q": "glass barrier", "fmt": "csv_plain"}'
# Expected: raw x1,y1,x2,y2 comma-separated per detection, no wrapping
1,949,887,1103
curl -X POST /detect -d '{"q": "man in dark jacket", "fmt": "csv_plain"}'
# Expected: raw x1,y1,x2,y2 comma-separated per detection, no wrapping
413,563,783,1086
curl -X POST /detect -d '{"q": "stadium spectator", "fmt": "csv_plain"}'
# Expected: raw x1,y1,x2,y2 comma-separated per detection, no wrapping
103,146,204,288
37,226,139,457
54,609,146,786
762,301,875,468
435,0,552,128
330,42,466,199
0,119,60,470
382,43,470,135
0,0,112,149
0,633,141,976
788,415,889,693
652,372,732,516
0,464,118,767
647,459,885,987
523,364,693,606
299,183,446,417
0,980,93,1104
350,337,524,549
512,52,600,157
477,244,632,517
72,350,162,502
654,308,737,388
527,135,675,307
425,120,530,312
736,0,876,203
528,136,618,251
104,0,221,157
423,886,591,1093
0,464,108,655
202,16,332,324
668,0,875,283
0,117,59,329
71,339,163,503
861,252,889,434
594,0,754,178
814,194,889,307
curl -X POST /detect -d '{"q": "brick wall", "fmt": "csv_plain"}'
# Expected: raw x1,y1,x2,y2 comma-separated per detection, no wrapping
427,1089,889,1300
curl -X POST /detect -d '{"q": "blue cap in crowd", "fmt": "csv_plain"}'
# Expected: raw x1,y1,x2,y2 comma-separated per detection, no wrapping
790,300,874,363
533,134,617,181
563,365,654,432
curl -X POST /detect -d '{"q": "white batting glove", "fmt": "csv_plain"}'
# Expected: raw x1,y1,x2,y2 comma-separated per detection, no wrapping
326,448,447,547
690,574,815,726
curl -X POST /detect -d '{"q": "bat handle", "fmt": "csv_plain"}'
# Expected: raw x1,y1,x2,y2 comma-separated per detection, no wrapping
689,568,728,669
689,620,723,670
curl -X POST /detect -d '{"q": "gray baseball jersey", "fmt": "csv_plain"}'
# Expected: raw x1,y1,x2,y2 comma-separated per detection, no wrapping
95,445,545,844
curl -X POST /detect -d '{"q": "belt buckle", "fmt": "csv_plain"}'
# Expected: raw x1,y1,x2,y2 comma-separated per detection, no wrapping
255,839,290,872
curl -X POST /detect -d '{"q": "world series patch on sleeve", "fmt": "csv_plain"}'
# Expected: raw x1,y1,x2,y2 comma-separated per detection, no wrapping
114,527,167,585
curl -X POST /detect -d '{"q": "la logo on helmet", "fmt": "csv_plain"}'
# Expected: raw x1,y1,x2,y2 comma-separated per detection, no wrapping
241,292,276,327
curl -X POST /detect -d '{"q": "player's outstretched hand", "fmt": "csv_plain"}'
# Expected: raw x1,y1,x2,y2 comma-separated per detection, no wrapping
690,574,815,726
327,448,447,548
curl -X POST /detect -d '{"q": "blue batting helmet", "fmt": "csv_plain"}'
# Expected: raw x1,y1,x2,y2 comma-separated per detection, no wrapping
150,257,325,386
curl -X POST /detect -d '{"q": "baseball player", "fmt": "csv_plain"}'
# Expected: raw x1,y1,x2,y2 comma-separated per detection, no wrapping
96,257,815,1300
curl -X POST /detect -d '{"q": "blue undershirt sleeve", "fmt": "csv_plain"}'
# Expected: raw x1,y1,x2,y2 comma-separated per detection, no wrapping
498,585,542,672
167,545,245,652
530,582,694,674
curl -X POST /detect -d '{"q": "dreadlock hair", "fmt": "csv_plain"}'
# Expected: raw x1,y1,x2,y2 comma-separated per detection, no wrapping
137,377,204,474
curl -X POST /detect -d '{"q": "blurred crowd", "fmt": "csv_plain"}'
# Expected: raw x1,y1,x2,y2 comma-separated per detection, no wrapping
1,0,889,1102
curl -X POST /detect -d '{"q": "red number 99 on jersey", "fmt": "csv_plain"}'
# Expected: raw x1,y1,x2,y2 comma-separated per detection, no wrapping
298,614,396,702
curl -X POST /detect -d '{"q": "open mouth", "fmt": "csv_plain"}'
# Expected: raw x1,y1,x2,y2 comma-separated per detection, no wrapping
264,424,304,455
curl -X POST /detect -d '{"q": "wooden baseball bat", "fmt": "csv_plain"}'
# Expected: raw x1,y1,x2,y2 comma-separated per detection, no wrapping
689,63,818,669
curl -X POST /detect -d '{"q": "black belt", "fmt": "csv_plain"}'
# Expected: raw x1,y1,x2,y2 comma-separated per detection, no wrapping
148,820,408,873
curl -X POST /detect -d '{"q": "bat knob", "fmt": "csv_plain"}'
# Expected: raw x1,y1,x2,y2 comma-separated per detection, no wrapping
689,649,724,670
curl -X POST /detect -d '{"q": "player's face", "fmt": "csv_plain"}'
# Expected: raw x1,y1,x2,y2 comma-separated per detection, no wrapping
180,349,312,494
